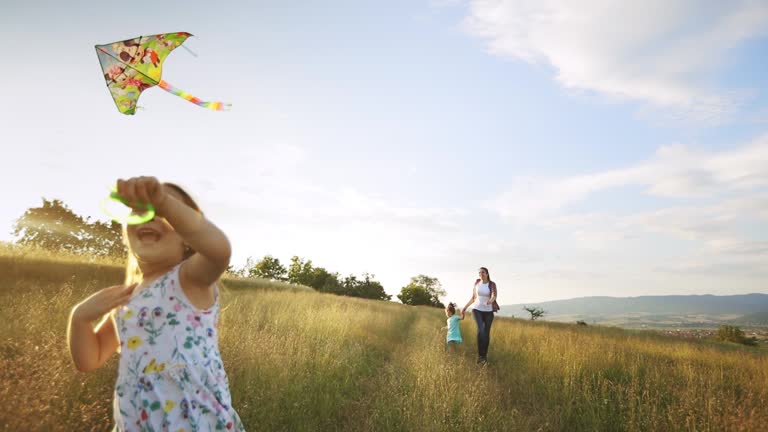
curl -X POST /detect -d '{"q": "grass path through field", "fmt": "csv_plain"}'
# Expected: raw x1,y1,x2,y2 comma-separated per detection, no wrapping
342,310,545,432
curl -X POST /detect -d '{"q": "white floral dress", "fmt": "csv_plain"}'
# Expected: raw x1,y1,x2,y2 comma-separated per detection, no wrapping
113,263,245,432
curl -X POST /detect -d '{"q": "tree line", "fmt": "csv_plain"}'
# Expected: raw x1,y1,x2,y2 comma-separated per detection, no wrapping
11,198,446,307
226,255,392,301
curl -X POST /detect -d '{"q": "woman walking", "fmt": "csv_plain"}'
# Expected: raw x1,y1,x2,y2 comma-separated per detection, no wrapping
462,267,499,364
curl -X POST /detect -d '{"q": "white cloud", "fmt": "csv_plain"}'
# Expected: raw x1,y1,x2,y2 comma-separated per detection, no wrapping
487,130,768,287
653,250,768,278
465,0,768,122
525,188,768,247
491,133,768,221
529,192,768,281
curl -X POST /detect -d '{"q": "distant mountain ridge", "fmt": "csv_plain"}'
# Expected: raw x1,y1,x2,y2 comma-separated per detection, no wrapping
500,293,768,319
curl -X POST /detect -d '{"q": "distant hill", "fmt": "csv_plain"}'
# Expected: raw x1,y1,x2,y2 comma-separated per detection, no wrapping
500,294,768,327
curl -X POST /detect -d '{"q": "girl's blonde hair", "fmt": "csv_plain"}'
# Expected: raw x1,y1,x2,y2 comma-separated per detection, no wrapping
123,183,202,285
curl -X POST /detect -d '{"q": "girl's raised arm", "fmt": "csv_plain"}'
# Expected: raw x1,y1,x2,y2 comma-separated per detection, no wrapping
117,177,232,290
156,191,232,287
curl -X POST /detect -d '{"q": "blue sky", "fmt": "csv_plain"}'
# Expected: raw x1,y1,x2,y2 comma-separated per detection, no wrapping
2,0,767,304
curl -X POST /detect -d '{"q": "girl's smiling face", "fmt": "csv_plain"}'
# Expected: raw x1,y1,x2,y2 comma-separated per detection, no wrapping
125,189,187,265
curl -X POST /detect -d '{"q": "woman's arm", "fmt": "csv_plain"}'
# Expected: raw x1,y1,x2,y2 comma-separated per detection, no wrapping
461,283,477,313
487,281,497,305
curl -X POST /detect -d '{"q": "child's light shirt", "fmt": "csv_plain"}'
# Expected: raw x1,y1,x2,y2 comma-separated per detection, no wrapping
446,315,462,343
113,263,245,431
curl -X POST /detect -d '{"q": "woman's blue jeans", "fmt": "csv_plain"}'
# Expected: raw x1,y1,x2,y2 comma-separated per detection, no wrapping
472,309,494,359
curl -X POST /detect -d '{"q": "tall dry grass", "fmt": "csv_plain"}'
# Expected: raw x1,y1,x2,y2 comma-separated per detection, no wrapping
1,251,767,431
341,310,768,431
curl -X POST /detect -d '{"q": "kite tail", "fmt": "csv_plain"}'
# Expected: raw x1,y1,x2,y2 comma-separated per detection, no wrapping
158,80,230,111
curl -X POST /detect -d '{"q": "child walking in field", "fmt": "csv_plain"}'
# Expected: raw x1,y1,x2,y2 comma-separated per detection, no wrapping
67,176,245,431
443,302,465,353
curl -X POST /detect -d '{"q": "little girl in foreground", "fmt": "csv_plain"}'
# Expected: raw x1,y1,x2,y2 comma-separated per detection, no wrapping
444,302,465,352
67,176,245,431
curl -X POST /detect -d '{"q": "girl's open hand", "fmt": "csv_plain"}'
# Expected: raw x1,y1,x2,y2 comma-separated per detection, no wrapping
73,284,136,323
116,176,167,212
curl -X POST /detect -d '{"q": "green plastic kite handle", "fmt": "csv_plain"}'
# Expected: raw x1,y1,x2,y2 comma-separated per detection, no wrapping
100,187,156,225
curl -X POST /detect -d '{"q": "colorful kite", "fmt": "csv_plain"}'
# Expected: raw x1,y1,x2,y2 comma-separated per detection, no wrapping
95,32,229,115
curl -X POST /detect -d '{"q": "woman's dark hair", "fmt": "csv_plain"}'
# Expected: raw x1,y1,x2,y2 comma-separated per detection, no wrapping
480,266,491,282
447,302,456,314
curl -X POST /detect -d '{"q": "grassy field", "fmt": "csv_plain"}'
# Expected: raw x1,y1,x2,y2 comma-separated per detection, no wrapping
2,251,767,431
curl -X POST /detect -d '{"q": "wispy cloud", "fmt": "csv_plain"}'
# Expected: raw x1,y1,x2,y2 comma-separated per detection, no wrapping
490,133,768,222
486,130,768,287
464,0,768,123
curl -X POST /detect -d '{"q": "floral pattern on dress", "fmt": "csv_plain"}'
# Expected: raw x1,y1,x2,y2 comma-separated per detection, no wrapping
113,263,244,432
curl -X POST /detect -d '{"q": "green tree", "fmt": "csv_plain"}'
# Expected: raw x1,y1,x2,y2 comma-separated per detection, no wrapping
716,325,757,346
416,274,446,307
310,266,342,292
235,254,388,300
249,255,287,281
397,284,433,306
523,306,546,321
287,256,315,286
342,273,391,301
14,198,88,253
398,275,444,307
13,198,126,258
287,256,342,292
